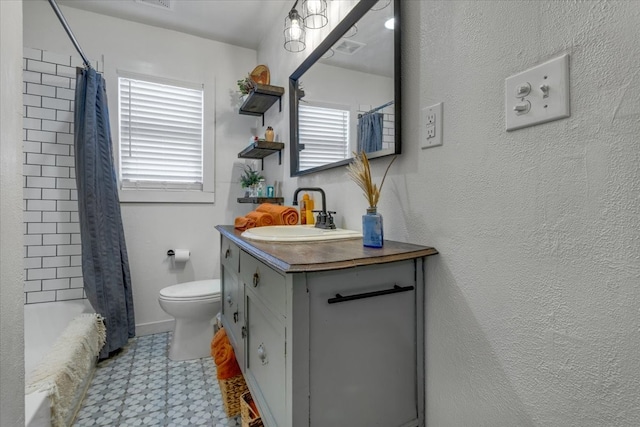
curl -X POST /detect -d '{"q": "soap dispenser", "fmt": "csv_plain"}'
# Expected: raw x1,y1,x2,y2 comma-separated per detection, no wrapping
300,194,309,224
305,194,315,225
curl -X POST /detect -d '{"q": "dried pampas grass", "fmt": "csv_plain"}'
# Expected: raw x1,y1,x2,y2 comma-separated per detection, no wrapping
346,151,396,208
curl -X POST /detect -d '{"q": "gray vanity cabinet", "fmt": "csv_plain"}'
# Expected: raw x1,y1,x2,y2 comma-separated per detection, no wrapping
306,261,419,427
217,227,434,427
220,236,244,368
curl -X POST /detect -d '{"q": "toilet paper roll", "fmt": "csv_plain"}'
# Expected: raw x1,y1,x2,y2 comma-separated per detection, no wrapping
173,249,190,262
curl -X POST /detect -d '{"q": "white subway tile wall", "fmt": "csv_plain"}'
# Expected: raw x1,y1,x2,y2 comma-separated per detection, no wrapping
22,48,103,304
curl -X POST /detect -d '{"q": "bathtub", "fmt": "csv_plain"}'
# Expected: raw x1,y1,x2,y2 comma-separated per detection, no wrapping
24,299,96,427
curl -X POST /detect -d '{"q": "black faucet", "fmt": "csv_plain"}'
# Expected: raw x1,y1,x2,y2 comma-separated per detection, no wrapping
292,187,336,229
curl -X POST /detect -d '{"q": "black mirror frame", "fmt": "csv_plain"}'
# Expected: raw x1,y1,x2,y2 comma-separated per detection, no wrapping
289,0,401,177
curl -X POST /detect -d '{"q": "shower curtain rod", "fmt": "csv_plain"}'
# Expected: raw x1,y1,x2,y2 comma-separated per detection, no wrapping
359,100,394,118
47,0,93,69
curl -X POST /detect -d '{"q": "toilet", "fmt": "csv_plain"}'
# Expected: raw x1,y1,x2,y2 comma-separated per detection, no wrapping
158,279,221,361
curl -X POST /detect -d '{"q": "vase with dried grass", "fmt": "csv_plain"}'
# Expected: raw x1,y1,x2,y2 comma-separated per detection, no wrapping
346,151,396,248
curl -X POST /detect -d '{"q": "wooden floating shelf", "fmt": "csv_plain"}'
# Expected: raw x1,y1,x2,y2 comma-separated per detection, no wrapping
238,139,284,170
237,197,284,205
239,84,285,126
238,140,284,160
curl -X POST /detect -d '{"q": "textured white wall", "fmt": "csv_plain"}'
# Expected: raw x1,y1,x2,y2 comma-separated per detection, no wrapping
23,2,257,333
0,0,25,424
261,1,640,425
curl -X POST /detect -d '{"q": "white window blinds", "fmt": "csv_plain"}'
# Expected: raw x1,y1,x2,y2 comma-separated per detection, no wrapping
118,76,204,190
298,104,350,171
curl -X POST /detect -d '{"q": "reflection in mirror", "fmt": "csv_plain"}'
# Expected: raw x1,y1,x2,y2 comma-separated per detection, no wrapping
289,0,399,176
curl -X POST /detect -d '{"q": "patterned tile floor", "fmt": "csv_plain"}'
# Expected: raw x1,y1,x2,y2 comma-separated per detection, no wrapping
73,332,241,426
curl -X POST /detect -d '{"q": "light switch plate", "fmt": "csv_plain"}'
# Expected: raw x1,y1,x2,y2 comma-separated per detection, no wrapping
505,54,570,131
421,102,443,149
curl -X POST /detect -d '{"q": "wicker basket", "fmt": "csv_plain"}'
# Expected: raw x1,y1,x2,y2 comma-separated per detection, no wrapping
218,374,249,418
241,391,263,427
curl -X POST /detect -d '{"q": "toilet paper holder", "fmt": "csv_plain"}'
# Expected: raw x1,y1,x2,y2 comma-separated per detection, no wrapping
167,249,190,262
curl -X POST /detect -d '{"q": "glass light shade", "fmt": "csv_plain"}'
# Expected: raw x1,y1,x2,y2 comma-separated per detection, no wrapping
284,9,306,52
302,0,328,29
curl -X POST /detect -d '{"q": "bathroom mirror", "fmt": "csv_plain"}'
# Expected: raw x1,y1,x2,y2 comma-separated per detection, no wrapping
289,0,400,176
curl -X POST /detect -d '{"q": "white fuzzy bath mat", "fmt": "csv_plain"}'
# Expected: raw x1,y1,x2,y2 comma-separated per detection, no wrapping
26,313,106,427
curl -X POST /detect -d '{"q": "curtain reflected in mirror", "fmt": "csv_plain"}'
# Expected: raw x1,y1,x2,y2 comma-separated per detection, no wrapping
289,0,400,176
357,100,394,153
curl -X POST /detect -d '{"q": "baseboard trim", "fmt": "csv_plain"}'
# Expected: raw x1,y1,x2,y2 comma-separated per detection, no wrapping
136,319,174,336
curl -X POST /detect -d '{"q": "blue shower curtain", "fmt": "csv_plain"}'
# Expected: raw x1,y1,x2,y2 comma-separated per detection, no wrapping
74,68,135,359
358,112,383,153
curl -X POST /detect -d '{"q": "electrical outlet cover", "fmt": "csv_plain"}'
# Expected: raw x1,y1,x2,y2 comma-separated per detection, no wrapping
421,102,443,149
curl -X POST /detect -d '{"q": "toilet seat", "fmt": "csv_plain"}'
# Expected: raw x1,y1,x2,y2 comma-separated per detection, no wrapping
159,279,221,302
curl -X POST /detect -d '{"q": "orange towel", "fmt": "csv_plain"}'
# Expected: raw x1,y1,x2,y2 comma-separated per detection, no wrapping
211,327,228,358
215,343,242,380
246,211,274,227
211,328,242,380
234,216,256,231
256,203,299,225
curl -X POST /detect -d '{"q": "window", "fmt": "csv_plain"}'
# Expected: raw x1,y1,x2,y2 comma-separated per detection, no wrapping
298,103,350,171
118,74,212,202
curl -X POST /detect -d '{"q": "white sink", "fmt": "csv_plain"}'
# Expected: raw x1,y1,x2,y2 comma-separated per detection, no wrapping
241,225,362,242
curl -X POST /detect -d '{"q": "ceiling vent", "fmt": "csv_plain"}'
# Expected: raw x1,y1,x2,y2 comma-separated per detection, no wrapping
333,39,366,56
134,0,173,11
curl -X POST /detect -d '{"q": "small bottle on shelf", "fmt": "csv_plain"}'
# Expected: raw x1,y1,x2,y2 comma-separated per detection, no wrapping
257,179,265,197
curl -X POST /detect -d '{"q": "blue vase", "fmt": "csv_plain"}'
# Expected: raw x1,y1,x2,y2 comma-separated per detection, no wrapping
362,207,383,248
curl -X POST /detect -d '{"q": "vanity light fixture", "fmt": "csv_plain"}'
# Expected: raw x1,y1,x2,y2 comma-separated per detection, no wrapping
284,1,306,52
384,18,394,30
302,0,328,29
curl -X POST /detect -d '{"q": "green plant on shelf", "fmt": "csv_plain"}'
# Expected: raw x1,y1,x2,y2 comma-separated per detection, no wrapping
239,165,263,189
237,74,256,96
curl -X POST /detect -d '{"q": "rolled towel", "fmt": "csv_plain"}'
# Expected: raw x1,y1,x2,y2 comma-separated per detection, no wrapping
256,203,299,225
211,327,228,359
234,216,256,231
246,211,274,227
215,343,242,380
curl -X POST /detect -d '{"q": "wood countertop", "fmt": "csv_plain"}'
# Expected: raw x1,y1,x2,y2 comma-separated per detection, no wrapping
216,225,438,273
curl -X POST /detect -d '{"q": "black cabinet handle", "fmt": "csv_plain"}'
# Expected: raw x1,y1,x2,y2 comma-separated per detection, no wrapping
327,284,414,304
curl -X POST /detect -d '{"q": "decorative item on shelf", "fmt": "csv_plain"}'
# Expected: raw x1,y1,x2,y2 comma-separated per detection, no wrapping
239,164,264,197
250,65,270,85
257,178,265,197
265,126,274,142
346,151,396,248
237,74,256,98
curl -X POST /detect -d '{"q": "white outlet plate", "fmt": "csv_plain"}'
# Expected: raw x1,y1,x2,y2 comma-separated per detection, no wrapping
505,54,570,131
421,102,443,149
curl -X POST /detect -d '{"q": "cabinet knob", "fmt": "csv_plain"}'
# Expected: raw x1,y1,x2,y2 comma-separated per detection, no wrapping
226,294,233,306
224,248,231,259
257,343,268,365
252,272,260,287
233,311,239,323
